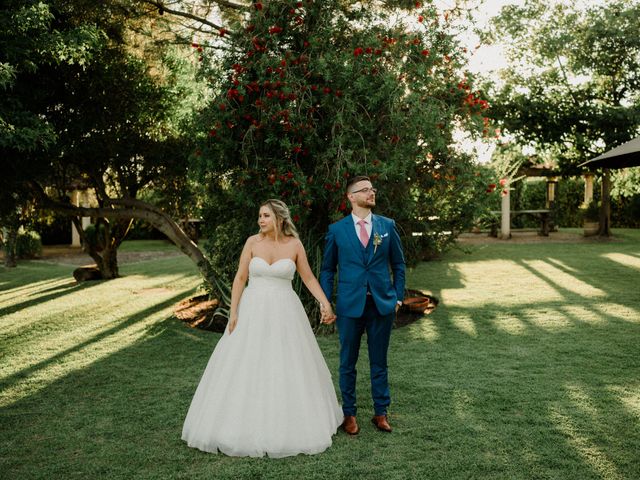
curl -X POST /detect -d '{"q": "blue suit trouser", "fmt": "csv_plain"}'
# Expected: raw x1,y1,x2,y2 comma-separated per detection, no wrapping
337,296,395,416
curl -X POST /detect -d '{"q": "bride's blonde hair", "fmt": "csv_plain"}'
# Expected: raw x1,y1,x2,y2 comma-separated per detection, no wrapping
260,199,299,240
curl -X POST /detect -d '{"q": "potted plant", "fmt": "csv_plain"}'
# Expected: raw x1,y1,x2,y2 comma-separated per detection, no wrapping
581,201,599,237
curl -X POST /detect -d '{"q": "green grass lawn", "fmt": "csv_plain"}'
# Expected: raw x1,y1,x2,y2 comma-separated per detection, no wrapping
1,233,639,480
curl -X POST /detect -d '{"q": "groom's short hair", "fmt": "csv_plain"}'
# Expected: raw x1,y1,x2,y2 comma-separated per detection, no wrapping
346,175,371,192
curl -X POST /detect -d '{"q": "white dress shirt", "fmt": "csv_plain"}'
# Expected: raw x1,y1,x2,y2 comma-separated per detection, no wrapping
351,212,372,239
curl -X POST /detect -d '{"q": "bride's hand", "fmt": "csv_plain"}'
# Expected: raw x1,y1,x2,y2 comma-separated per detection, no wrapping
228,313,238,334
320,304,336,325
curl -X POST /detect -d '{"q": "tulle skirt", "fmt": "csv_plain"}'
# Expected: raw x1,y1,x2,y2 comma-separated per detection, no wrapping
182,282,342,458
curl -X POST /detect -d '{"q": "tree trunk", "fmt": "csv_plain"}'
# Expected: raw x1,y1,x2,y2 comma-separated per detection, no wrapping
41,195,217,292
3,226,18,268
98,245,119,279
598,169,611,237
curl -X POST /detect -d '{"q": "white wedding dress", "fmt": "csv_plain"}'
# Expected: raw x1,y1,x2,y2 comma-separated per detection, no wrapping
182,256,343,458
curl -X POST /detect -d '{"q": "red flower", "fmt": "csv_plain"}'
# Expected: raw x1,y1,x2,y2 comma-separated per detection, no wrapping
269,25,283,34
191,42,199,48
353,47,364,57
323,87,331,94
219,103,226,111
499,178,507,186
375,49,382,55
501,189,508,197
421,49,430,56
338,201,347,211
293,214,300,223
209,129,217,137
488,183,496,189
415,1,421,7
219,28,227,37
418,15,424,22
255,2,263,10
365,47,373,54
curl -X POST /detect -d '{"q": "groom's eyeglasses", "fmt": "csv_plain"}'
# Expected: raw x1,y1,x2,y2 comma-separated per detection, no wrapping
350,187,377,194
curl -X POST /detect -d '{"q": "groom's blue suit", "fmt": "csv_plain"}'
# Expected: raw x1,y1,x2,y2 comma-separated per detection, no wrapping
320,213,405,417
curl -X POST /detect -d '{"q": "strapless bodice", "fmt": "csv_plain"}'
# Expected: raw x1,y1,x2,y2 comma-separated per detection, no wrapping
247,257,296,289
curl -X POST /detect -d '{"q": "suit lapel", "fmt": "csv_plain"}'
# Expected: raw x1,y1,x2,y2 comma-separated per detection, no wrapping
344,215,367,264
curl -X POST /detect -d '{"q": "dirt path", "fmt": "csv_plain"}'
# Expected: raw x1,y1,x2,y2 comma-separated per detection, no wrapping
456,230,621,245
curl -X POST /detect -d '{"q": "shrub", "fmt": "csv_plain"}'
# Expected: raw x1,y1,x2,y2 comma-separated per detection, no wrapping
83,223,107,252
16,229,42,259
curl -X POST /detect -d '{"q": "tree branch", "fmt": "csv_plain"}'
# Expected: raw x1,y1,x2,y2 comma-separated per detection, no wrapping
140,0,245,32
143,0,221,30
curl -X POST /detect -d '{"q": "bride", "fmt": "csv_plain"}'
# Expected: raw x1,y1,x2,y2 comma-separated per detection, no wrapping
182,199,342,458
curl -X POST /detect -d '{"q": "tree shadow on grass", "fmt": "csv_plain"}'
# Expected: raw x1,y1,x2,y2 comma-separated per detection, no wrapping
399,298,640,479
0,288,197,399
1,296,639,480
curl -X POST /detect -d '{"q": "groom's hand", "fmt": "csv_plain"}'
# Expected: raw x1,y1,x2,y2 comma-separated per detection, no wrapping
321,314,336,325
320,304,336,324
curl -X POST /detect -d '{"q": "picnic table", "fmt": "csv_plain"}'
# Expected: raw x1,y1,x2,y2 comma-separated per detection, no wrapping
490,209,552,237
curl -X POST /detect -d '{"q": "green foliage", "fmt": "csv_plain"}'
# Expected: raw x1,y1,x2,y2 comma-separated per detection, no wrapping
484,0,640,173
15,228,42,259
581,200,600,222
83,223,108,252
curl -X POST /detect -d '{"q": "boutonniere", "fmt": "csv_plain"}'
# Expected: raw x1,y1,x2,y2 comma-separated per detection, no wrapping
373,233,383,254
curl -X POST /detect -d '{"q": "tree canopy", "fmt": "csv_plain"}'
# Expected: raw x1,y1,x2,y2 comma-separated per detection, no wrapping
484,0,640,173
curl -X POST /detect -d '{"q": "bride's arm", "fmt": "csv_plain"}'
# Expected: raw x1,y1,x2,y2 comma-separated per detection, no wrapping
228,236,254,333
295,240,336,324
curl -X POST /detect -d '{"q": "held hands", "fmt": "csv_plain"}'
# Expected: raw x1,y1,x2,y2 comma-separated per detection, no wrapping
320,303,337,325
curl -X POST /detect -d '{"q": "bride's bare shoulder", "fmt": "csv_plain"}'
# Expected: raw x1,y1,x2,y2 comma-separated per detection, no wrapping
246,234,262,245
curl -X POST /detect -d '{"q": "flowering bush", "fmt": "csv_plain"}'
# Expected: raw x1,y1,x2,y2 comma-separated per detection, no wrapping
192,0,493,284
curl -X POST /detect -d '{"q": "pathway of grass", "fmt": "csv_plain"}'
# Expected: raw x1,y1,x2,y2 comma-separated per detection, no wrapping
1,234,639,479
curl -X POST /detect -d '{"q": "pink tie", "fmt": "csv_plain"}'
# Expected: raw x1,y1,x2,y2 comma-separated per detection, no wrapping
357,219,369,248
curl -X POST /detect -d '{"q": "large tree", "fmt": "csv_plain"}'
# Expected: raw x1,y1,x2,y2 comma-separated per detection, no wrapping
1,0,210,278
484,0,640,235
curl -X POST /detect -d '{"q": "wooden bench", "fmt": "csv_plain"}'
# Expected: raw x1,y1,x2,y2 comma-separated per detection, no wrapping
489,209,552,237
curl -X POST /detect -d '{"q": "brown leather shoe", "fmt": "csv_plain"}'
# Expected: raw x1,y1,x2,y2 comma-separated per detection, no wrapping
371,415,392,432
342,415,360,435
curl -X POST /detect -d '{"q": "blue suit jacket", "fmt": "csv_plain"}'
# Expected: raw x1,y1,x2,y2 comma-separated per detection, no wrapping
320,214,406,318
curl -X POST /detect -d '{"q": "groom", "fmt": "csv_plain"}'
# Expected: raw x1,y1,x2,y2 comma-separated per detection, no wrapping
320,175,405,434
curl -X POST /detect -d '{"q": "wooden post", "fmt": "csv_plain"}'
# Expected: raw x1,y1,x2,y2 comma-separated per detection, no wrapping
599,169,611,237
583,173,594,207
70,189,91,247
501,180,511,239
